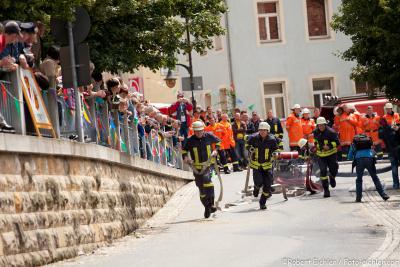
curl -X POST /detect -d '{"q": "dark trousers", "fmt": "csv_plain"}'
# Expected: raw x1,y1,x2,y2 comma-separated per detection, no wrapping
374,144,383,159
194,169,215,209
179,121,189,145
220,147,239,167
355,157,386,200
318,153,338,183
253,168,272,205
235,139,248,167
389,154,399,188
339,145,350,161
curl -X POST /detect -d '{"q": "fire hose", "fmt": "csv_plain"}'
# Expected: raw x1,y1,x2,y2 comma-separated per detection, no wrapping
187,155,224,210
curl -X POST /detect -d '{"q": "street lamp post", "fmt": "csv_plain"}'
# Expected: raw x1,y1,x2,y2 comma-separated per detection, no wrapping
164,18,196,110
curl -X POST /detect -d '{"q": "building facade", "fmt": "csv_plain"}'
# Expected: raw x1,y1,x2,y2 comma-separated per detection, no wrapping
182,0,362,118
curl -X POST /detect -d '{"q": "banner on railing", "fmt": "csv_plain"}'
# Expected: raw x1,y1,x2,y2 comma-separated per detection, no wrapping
18,67,56,137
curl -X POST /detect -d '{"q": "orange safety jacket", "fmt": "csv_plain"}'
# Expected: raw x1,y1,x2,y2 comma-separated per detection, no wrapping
360,114,381,145
205,123,224,150
219,120,236,149
352,111,363,134
383,112,400,126
337,113,358,146
188,117,201,137
301,117,316,144
286,113,303,147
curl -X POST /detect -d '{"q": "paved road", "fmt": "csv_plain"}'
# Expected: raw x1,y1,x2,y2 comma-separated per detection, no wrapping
52,163,400,267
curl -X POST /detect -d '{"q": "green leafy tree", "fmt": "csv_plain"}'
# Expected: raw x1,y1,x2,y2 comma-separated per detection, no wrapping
0,0,226,74
332,0,400,99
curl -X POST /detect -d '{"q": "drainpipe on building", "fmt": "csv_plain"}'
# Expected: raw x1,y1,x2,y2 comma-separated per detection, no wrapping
224,0,236,111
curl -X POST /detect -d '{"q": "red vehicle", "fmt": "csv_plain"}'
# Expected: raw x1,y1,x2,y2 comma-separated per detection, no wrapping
320,94,392,126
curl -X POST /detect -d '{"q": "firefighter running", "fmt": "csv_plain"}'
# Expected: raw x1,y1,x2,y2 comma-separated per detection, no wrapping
182,121,221,218
313,117,340,198
246,122,279,209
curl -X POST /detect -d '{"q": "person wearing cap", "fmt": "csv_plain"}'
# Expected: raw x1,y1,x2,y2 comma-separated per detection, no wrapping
337,104,359,161
383,103,400,126
169,93,193,141
301,108,316,146
286,104,303,152
182,120,221,218
246,122,279,210
313,117,340,198
361,106,383,159
378,118,400,189
265,109,284,150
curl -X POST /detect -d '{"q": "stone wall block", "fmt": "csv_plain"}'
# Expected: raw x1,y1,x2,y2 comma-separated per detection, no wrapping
0,155,19,175
0,192,14,213
1,231,19,255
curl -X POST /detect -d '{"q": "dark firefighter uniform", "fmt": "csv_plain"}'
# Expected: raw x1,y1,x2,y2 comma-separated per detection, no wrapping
313,124,340,198
266,117,284,150
182,132,221,214
246,132,278,209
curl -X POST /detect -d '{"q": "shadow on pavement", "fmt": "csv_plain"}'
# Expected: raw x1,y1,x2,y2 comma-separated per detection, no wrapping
167,218,214,225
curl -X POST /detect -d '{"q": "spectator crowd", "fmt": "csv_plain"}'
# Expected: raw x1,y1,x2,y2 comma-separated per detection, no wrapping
0,19,400,178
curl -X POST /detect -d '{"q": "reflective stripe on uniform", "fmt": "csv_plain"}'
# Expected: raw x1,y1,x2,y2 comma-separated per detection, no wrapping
264,148,270,162
317,148,337,157
262,192,269,197
203,182,214,188
193,147,200,164
320,176,329,180
200,194,206,198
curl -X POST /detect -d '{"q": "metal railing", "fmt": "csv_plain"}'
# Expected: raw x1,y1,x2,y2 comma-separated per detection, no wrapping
0,70,184,170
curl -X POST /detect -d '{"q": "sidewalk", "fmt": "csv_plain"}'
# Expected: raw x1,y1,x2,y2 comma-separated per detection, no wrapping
342,162,400,267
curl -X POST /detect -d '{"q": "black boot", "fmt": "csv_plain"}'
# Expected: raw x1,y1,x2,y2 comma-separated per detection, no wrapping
322,180,330,198
382,194,390,201
253,186,260,197
204,207,211,218
260,204,267,210
329,175,336,188
233,164,242,172
223,166,230,174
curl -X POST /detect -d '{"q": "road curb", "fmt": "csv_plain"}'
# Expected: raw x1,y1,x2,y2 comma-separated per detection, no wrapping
360,191,400,267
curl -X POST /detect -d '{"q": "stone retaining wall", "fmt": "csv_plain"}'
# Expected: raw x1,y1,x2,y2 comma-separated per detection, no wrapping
0,134,192,266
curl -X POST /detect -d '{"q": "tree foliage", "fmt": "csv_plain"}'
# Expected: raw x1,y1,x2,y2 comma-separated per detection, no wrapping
332,0,400,99
0,0,226,73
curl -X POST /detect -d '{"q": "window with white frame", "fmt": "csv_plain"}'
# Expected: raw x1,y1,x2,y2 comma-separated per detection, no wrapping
263,82,286,118
306,0,330,38
257,1,281,42
312,78,333,108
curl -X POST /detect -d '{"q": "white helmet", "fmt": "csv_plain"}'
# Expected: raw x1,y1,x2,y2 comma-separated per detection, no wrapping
298,138,308,149
385,103,393,109
192,121,205,131
292,104,301,110
346,103,356,110
258,122,271,131
302,108,311,114
316,117,327,125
